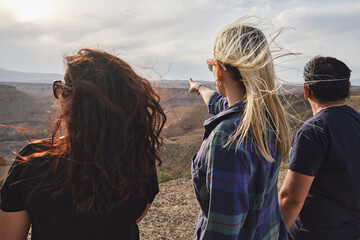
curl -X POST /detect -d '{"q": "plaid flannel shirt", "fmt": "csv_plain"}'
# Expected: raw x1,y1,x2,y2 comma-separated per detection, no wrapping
192,92,288,240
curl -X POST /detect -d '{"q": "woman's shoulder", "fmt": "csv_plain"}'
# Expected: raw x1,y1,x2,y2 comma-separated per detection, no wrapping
10,140,53,175
18,141,47,157
214,114,241,135
209,116,245,152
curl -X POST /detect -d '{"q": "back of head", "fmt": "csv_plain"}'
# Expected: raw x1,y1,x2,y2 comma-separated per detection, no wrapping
214,23,272,74
214,19,290,162
304,56,351,102
45,49,166,214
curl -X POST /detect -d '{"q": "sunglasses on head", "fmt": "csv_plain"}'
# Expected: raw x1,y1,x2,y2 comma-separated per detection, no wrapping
206,58,227,72
53,80,72,99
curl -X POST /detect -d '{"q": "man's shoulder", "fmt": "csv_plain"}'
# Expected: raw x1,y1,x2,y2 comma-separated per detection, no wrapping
311,105,360,127
342,104,360,117
298,105,354,131
298,114,327,134
319,104,360,118
295,104,360,144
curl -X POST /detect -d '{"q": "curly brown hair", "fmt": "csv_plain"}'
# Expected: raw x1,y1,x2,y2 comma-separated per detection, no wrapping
19,48,166,214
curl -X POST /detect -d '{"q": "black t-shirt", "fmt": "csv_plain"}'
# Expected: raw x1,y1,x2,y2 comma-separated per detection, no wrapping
289,105,360,240
1,143,159,240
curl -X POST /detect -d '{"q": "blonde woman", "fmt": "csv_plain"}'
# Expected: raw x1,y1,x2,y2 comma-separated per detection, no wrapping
189,21,290,239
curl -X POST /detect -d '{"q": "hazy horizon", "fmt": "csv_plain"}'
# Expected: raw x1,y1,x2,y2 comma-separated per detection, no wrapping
1,67,360,86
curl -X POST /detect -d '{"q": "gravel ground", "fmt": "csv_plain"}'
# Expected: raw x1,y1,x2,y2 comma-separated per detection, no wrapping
138,178,199,240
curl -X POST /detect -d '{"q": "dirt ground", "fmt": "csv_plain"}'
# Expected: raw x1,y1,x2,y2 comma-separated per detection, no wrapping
138,168,288,239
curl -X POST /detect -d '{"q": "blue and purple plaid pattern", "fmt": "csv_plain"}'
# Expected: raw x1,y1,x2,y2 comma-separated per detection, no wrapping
192,92,288,240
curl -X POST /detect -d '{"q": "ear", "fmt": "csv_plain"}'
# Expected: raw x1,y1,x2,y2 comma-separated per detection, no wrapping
216,64,224,81
304,84,310,99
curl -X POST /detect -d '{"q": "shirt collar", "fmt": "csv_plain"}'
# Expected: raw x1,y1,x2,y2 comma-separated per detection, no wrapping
203,100,245,139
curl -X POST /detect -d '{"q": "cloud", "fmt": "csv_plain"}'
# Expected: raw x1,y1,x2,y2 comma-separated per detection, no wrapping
272,1,360,83
0,0,359,84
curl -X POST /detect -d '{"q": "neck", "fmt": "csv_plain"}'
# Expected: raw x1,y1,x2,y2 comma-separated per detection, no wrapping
223,77,245,106
308,98,345,116
226,86,245,106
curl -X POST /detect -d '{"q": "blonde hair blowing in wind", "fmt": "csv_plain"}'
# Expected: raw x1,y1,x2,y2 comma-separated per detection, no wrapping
214,19,291,162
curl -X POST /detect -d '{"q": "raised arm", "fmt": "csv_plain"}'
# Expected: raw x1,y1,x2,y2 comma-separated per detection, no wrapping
189,78,215,105
189,78,228,115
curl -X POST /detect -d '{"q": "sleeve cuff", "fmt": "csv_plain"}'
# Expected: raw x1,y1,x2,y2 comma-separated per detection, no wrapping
288,163,316,177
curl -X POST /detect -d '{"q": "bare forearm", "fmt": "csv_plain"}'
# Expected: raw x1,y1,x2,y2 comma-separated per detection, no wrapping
197,85,215,105
279,170,314,230
188,78,215,105
279,198,304,230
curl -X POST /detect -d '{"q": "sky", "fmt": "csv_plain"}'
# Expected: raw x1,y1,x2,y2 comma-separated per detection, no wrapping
0,0,359,85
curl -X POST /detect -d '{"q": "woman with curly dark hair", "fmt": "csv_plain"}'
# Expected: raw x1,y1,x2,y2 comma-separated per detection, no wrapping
0,49,166,240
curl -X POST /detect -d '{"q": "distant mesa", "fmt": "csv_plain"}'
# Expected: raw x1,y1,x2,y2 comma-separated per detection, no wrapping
0,84,20,102
0,68,62,83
